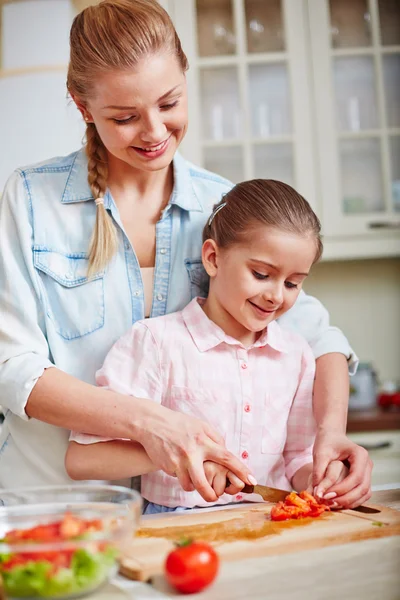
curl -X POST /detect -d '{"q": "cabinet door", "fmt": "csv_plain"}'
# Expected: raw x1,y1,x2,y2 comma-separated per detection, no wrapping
172,0,318,209
308,0,400,240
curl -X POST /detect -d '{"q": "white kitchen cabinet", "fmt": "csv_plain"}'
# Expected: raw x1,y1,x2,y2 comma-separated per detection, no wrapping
172,0,400,260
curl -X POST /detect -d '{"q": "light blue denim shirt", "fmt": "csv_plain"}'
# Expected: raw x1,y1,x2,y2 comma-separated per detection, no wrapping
0,149,357,487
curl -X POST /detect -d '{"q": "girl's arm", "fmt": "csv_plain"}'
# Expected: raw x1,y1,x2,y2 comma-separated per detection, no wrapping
65,440,157,481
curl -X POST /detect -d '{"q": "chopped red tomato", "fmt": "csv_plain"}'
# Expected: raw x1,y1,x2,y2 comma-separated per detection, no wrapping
271,490,330,521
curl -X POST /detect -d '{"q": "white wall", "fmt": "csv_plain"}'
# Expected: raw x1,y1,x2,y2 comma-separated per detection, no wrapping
305,258,400,385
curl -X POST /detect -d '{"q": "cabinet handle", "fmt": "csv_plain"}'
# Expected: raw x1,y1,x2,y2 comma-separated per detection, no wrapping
368,221,400,230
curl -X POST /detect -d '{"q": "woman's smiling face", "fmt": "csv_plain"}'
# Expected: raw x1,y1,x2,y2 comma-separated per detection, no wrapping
84,53,188,172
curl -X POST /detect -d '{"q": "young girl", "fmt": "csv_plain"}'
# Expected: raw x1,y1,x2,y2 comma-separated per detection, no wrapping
66,179,348,512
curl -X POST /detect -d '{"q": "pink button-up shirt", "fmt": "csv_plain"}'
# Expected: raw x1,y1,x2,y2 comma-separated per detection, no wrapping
71,298,316,508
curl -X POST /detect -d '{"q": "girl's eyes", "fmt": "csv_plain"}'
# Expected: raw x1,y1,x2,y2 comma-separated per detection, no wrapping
252,271,298,289
112,100,179,125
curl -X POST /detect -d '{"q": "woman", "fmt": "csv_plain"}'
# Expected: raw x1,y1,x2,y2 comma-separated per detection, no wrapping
0,0,371,507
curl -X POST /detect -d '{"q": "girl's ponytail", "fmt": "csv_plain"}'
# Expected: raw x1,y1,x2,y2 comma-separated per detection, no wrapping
86,123,118,277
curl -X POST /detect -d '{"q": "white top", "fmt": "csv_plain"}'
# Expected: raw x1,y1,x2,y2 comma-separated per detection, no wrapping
141,268,154,318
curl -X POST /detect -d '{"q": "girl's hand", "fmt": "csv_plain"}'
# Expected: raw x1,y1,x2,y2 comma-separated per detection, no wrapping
312,430,372,508
311,460,349,507
203,461,245,497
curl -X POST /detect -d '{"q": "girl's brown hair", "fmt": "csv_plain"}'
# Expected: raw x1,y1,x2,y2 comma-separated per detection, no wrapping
203,179,323,263
67,0,188,276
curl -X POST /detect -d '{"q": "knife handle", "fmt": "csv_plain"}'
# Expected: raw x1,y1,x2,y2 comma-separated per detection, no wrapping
225,477,254,494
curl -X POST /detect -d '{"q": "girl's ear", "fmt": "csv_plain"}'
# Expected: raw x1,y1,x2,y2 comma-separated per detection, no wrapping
202,239,219,277
70,92,93,122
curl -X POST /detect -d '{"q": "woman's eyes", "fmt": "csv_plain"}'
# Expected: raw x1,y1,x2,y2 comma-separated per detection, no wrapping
252,271,298,289
113,101,179,125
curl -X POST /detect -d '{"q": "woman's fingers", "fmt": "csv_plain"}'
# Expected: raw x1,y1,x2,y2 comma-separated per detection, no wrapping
326,450,373,503
186,453,218,503
314,461,347,500
205,439,255,485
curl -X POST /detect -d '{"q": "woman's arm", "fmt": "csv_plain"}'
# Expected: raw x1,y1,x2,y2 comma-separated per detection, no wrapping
278,292,371,509
27,368,254,502
65,440,157,481
312,353,372,508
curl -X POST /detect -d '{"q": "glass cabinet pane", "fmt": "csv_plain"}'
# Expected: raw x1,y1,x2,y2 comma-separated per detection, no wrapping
253,144,294,185
333,57,379,131
248,64,292,137
203,146,244,183
200,67,241,140
329,0,372,48
2,0,73,70
378,0,400,46
340,139,384,213
244,0,285,53
390,137,400,212
196,0,236,57
383,54,400,128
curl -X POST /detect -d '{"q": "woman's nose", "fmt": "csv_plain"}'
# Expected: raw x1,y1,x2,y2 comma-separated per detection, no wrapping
140,113,167,143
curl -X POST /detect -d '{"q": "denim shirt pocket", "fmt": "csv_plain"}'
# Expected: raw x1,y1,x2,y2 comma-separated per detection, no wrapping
33,249,105,340
184,258,209,299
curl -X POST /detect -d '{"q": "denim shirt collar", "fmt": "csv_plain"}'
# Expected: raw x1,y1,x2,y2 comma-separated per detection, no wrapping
61,148,203,213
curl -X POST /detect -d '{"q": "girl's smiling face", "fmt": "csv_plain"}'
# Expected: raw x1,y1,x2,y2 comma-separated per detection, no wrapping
82,53,188,173
202,224,318,345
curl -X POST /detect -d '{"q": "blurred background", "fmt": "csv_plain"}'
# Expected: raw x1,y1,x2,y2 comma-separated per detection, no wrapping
0,0,399,486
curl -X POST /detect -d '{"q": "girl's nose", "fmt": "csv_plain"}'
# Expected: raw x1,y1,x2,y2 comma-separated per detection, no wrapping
140,113,167,143
263,282,284,306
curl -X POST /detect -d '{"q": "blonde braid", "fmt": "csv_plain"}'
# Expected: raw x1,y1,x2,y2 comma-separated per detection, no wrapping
86,123,118,277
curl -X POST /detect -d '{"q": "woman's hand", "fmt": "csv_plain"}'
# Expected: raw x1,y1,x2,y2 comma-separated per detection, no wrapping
203,461,245,497
135,403,256,502
312,429,373,508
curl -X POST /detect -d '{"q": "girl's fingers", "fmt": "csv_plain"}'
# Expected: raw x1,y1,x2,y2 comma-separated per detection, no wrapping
225,470,245,495
213,470,228,497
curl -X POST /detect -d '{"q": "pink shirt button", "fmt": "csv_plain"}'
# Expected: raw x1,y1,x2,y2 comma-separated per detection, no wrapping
241,363,248,369
236,494,243,501
241,450,249,459
244,404,251,412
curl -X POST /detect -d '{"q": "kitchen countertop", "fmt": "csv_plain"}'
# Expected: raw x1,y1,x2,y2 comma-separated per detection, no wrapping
98,488,400,600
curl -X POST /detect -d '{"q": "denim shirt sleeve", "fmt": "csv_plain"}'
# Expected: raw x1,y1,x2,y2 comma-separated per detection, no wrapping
0,171,54,419
278,290,359,375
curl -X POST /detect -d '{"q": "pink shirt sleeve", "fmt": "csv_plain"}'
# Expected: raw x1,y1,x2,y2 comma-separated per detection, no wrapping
70,321,162,444
283,339,316,482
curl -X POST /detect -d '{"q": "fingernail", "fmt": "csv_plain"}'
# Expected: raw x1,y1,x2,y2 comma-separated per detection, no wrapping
248,475,257,485
329,501,340,509
315,488,322,498
324,492,337,500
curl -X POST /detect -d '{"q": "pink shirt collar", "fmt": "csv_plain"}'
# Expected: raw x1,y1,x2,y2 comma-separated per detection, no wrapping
182,297,289,354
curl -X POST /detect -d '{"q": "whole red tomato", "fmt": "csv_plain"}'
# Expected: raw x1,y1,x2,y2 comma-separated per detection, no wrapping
164,540,219,594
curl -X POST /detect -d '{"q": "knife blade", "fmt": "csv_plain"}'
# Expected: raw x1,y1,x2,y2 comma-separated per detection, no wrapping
241,483,289,503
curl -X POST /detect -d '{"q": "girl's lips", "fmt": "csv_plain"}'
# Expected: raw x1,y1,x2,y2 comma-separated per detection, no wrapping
248,300,276,318
131,135,171,159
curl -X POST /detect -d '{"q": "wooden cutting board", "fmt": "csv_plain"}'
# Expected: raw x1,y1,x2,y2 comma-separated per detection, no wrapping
120,502,400,582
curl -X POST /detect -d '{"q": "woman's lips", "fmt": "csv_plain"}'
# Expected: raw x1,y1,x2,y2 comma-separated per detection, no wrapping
131,136,171,159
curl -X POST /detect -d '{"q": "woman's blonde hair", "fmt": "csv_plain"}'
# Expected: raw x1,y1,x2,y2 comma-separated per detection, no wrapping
203,179,323,263
67,0,188,276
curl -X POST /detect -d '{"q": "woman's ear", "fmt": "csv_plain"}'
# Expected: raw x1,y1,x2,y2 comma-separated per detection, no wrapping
202,239,219,277
70,92,93,123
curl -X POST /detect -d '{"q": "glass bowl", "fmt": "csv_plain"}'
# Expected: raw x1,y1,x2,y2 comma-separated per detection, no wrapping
0,484,142,599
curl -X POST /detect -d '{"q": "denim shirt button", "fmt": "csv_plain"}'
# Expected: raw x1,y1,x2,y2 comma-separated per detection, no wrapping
134,291,140,297
157,293,163,301
160,248,166,255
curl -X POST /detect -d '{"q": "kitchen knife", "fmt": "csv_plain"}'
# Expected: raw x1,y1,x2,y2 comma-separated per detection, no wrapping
240,483,289,503
239,483,380,514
